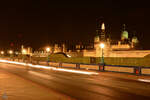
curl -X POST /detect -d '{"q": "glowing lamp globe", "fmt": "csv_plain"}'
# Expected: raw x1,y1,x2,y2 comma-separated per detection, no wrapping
100,43,105,49
46,48,50,52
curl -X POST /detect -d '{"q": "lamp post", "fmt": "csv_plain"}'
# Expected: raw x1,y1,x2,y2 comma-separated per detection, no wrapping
1,51,4,57
100,43,105,64
46,47,50,66
9,50,13,60
9,50,13,54
1,51,4,54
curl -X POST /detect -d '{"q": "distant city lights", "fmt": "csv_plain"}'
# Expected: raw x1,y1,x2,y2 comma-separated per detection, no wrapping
9,50,13,54
1,51,4,55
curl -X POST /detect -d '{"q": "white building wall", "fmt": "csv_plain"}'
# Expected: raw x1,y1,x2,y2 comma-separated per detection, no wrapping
108,50,150,57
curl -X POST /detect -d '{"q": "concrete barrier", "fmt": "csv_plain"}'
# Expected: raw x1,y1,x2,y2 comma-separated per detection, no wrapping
19,59,24,62
80,64,98,70
142,68,150,75
105,66,134,73
62,63,76,68
31,60,37,64
39,61,47,65
14,59,18,62
49,62,59,67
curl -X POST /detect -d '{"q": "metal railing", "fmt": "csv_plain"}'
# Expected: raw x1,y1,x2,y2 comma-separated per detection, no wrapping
2,57,150,76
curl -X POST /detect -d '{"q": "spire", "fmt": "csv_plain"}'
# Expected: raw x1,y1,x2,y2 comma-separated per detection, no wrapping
100,22,106,41
101,23,105,30
123,24,126,31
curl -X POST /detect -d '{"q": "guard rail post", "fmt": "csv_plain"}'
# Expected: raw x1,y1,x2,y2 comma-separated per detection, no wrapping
59,62,62,67
76,63,80,69
99,63,105,71
47,61,49,66
134,67,141,75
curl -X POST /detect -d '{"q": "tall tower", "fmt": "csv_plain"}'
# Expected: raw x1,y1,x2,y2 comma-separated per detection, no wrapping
95,22,106,43
100,23,106,42
95,19,101,42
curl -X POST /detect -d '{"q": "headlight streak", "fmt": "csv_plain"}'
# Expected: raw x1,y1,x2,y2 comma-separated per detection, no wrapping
138,79,150,83
0,59,98,75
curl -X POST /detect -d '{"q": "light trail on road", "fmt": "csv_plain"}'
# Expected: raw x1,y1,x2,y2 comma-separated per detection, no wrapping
138,79,150,83
1,60,150,100
0,59,98,75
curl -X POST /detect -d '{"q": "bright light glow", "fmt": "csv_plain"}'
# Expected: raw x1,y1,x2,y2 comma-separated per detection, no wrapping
67,54,71,58
0,59,99,75
101,23,105,30
100,43,105,49
53,68,98,75
138,79,150,83
9,50,13,54
22,49,27,54
1,51,4,54
46,47,50,52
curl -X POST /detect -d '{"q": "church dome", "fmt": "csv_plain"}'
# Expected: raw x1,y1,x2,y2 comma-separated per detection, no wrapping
132,36,138,43
121,30,128,40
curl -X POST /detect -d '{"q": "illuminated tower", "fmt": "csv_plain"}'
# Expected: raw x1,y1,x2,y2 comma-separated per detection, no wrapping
95,20,101,43
94,19,101,50
95,22,106,43
100,23,106,42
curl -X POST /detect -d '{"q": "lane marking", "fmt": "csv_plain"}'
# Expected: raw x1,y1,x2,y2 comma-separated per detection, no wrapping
0,59,99,75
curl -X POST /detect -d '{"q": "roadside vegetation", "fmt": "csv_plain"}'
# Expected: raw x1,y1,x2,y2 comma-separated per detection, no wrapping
1,53,150,67
31,54,150,67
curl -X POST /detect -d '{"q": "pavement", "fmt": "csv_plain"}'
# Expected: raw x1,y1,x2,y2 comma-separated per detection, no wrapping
0,62,150,100
0,67,75,100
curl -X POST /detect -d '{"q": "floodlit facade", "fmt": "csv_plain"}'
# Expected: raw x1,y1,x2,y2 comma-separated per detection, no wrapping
33,23,150,58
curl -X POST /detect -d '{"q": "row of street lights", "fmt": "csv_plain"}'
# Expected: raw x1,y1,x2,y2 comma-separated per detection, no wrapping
0,50,13,55
0,44,105,64
0,50,27,55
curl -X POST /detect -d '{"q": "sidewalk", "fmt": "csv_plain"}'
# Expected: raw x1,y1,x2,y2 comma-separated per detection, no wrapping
0,70,75,100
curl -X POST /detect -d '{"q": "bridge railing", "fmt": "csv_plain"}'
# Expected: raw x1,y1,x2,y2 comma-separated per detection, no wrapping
2,57,150,75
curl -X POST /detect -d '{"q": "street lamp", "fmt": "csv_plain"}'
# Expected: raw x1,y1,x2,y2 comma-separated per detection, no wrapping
100,43,105,64
9,50,13,60
9,50,13,54
1,51,4,57
1,51,4,55
46,47,50,52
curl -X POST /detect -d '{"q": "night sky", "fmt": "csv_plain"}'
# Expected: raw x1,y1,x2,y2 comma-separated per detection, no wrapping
0,0,150,49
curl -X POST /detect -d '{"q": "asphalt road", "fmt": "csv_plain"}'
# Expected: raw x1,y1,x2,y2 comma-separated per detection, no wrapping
0,62,150,100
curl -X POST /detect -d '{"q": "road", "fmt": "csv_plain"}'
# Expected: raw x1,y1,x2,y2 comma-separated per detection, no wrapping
0,62,150,100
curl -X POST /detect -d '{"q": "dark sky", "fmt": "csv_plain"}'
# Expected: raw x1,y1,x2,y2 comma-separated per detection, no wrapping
0,0,150,49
